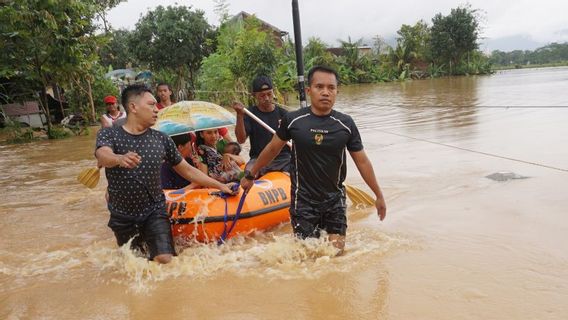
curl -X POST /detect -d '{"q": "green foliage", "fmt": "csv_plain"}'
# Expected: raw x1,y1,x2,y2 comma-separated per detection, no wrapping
0,0,101,128
430,5,480,75
47,125,71,139
389,43,417,76
129,5,215,92
3,120,35,144
334,37,379,84
229,18,279,84
427,63,446,78
93,0,126,33
197,15,284,104
490,42,568,67
98,29,136,69
459,51,493,75
396,20,431,61
65,64,118,118
304,37,336,70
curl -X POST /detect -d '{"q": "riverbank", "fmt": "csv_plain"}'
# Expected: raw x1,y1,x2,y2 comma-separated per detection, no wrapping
492,61,568,70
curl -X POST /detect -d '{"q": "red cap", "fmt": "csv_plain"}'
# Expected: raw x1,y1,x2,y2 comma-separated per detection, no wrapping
103,95,117,104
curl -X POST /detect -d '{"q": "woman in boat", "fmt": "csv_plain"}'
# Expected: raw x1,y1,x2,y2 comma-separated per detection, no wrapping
197,129,244,183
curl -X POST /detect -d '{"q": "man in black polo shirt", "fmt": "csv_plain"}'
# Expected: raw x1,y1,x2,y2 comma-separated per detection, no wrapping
96,85,235,264
232,75,290,177
240,66,387,253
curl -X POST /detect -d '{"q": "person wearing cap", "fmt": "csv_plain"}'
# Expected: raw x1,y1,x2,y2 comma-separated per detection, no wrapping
231,75,291,177
239,66,386,255
101,95,126,128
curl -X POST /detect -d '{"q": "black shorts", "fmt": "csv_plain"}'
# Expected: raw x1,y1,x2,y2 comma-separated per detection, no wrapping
290,192,347,238
107,206,175,260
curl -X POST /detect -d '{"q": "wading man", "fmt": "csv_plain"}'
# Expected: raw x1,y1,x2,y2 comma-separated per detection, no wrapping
231,75,291,177
240,66,386,253
96,85,235,264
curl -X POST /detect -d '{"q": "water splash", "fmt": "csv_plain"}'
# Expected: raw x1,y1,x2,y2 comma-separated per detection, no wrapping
84,230,413,293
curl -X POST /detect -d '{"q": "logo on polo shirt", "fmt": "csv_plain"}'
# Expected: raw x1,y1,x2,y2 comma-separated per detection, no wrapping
314,133,324,145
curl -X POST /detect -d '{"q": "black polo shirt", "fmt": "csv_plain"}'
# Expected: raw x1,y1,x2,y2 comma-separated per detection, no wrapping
244,104,290,160
276,107,363,201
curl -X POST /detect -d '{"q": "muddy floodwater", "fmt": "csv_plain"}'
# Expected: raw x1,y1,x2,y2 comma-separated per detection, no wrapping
1,67,567,319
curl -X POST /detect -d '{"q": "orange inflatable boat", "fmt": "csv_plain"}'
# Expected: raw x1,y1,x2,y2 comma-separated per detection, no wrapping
165,171,291,242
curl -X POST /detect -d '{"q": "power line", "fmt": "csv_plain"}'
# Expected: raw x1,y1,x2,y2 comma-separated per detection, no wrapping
369,105,568,109
376,129,568,173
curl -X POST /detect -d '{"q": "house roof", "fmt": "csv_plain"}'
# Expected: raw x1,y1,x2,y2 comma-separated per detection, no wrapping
1,101,42,116
230,11,288,36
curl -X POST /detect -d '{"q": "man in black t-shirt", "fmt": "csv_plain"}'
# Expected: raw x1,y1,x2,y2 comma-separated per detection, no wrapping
240,66,387,253
96,85,235,264
232,75,290,177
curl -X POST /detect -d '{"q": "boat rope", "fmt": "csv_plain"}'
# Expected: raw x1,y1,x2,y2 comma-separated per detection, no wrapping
375,128,568,173
217,184,248,245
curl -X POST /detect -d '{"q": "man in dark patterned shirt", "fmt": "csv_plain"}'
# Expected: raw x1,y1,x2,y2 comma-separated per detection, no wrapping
240,66,387,254
96,85,235,264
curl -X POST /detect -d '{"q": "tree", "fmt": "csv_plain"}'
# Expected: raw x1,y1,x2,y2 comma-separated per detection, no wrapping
372,35,390,55
389,43,417,78
129,5,215,94
430,5,480,74
98,29,136,69
213,0,230,24
303,37,336,70
0,0,101,129
93,0,125,33
396,20,431,61
198,15,285,104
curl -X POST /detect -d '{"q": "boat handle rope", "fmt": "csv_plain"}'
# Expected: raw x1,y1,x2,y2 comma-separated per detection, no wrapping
217,184,249,245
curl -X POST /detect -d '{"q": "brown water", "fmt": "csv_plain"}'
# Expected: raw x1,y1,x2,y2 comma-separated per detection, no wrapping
2,67,568,319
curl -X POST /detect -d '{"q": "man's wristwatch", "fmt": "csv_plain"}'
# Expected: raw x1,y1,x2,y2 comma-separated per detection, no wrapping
243,170,255,180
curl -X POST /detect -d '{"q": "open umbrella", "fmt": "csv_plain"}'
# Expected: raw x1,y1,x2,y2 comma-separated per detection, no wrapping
153,101,235,136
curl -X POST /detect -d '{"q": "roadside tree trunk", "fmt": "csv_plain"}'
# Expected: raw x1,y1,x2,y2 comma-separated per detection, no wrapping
87,78,96,124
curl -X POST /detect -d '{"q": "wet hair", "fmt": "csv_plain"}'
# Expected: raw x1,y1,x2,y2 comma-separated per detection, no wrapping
121,84,152,114
156,83,176,103
307,65,340,86
171,133,191,147
224,142,241,155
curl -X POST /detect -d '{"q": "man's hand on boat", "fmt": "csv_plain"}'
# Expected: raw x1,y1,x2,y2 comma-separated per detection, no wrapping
220,182,238,195
240,176,254,193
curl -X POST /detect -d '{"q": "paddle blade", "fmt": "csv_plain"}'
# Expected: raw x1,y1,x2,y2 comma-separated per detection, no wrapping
345,184,375,207
77,167,100,189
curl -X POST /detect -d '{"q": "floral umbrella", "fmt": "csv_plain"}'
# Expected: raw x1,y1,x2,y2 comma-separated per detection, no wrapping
153,101,235,136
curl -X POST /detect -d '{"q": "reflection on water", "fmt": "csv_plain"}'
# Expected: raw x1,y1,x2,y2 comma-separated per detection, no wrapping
2,67,568,319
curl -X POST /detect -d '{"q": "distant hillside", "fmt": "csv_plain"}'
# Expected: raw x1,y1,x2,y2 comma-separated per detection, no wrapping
489,42,568,66
480,35,546,52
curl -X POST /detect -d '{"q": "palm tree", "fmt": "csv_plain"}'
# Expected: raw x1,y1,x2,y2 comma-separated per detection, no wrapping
389,43,417,78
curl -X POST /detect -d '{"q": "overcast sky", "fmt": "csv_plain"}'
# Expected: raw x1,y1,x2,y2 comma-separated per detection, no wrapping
107,0,568,51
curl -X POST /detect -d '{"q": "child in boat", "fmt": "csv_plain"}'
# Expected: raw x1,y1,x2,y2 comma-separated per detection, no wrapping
197,130,244,183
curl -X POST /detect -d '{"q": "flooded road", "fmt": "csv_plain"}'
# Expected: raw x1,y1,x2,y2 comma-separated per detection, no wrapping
2,67,568,319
